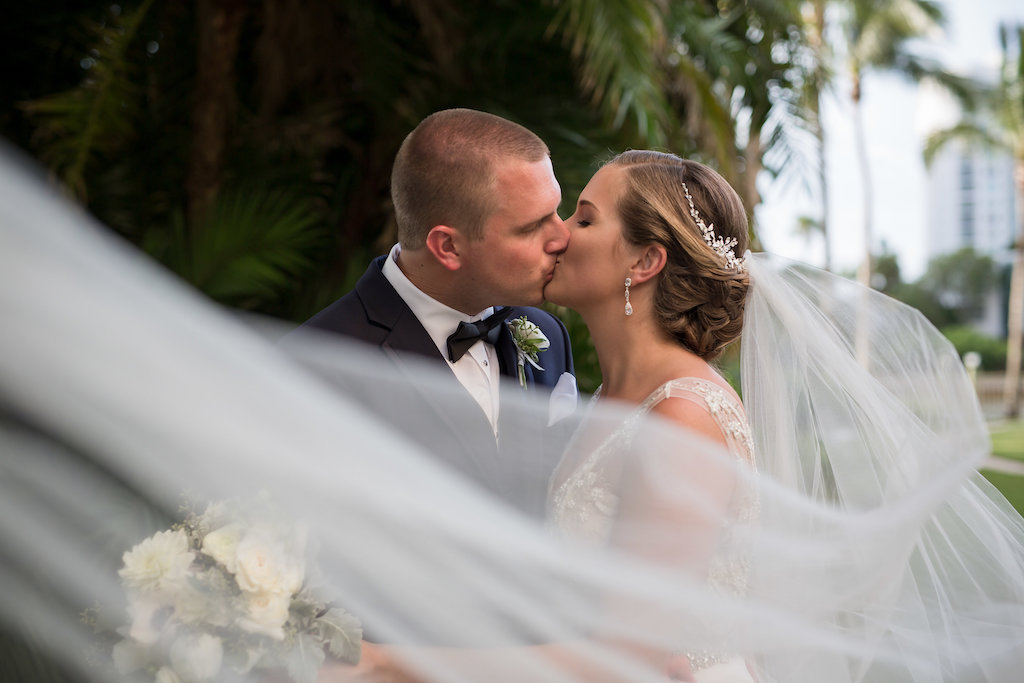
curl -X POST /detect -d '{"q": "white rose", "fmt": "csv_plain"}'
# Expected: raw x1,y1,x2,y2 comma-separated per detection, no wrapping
507,316,549,370
119,529,193,593
234,528,304,596
520,321,549,347
237,591,291,640
170,632,223,681
155,666,183,683
200,523,245,573
111,638,147,674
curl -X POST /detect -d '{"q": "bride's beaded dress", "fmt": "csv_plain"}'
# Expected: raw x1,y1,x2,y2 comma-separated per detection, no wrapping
549,378,758,681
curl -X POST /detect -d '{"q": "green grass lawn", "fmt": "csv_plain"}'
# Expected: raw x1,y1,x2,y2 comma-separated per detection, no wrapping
984,420,1024,515
980,469,1024,516
990,421,1024,463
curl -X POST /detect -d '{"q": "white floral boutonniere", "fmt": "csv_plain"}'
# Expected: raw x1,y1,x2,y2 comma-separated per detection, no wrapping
507,316,549,388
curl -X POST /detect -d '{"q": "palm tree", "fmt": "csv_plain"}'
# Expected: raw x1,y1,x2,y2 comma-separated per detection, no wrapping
924,24,1024,417
839,0,969,288
802,0,834,271
674,0,815,241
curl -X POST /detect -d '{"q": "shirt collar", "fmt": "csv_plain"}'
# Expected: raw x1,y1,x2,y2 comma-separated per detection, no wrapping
381,243,495,359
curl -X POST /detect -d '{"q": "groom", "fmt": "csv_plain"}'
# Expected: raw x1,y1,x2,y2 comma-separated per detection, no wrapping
294,108,576,516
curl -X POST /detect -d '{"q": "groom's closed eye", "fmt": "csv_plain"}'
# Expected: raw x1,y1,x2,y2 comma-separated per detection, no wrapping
516,215,553,235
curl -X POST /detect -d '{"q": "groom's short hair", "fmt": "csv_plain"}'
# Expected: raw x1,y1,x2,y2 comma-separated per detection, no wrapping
391,108,550,249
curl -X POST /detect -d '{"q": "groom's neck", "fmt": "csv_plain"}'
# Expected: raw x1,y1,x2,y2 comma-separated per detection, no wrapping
395,248,470,314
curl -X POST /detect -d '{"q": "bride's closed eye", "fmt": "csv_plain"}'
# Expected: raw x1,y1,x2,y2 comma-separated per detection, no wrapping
576,219,592,227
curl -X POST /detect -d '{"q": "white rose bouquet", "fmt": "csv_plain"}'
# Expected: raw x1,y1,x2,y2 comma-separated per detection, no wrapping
507,316,550,388
107,498,361,683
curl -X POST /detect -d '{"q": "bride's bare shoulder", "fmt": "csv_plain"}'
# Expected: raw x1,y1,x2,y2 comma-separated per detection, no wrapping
649,392,728,448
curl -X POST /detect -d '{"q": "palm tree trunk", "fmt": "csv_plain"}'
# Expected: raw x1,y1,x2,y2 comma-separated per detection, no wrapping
818,124,832,271
811,0,831,271
850,70,874,367
851,72,873,288
741,122,763,248
1003,161,1024,418
186,0,247,228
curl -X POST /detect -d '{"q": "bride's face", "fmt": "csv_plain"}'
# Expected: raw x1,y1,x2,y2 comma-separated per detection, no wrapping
545,164,635,312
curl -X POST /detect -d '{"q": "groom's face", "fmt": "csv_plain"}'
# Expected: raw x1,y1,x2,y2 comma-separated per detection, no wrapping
458,156,568,309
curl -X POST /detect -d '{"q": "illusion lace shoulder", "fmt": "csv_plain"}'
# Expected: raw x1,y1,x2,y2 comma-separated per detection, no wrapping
548,378,758,678
549,377,755,542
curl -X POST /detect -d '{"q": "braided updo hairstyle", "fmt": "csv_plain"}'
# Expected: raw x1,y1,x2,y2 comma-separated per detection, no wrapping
607,150,750,360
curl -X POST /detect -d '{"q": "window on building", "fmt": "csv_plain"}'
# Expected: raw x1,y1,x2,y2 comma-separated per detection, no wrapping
960,157,974,191
961,200,975,243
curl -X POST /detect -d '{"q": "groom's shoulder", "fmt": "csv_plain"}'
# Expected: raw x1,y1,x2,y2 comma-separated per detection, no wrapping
289,258,389,340
300,291,363,332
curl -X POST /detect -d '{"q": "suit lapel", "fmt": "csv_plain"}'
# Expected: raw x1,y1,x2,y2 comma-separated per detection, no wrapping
495,320,521,383
356,257,441,361
356,259,500,486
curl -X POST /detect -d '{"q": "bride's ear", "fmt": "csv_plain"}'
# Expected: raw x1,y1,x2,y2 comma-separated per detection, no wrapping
628,244,667,285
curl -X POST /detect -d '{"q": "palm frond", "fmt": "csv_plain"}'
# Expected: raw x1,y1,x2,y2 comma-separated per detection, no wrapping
153,185,328,310
896,55,982,107
671,56,738,176
20,0,155,200
548,0,673,145
761,98,819,191
922,122,1005,166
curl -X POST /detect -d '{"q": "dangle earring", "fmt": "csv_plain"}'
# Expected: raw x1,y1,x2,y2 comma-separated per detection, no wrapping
624,277,633,316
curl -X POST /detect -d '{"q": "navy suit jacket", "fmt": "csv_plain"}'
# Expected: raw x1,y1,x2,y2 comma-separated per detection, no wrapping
293,255,575,517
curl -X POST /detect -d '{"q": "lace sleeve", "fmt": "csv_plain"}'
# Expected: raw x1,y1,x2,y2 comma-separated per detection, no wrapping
655,378,756,470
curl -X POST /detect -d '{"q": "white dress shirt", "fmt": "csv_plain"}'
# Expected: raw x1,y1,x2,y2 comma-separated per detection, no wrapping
381,244,502,435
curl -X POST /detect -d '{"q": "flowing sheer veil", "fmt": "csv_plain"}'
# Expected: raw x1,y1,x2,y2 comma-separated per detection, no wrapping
2,148,1023,683
741,253,1024,680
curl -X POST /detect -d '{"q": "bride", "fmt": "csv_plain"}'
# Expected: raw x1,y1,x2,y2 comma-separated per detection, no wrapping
3,147,1024,683
545,151,759,681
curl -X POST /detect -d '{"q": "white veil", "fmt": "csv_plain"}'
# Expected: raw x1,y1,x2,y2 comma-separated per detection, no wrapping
740,254,1024,680
2,148,1023,683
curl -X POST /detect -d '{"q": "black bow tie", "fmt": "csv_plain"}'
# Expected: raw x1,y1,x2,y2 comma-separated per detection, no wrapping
446,307,513,362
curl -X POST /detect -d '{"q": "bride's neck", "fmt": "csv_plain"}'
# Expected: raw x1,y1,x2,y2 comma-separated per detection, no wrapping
585,310,702,404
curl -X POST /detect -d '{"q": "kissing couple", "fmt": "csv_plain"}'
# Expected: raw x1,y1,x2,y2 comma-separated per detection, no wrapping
291,109,1024,682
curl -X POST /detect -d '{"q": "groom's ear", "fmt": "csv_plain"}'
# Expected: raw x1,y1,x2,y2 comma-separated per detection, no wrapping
629,244,667,284
425,226,463,271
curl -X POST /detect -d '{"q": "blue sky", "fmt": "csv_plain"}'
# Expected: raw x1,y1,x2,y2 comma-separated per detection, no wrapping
757,0,1024,281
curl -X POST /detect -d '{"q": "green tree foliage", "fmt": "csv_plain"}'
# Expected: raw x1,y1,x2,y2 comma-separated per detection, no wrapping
869,247,1007,376
942,325,1008,371
918,247,998,321
877,247,1000,332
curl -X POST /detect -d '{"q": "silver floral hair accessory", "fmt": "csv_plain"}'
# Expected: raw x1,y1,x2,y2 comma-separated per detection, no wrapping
681,181,746,272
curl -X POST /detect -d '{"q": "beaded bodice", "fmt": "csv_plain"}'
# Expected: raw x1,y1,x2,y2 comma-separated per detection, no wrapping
547,377,758,672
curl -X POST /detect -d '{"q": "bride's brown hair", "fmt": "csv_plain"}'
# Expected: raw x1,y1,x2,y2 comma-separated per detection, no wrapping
607,150,750,360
